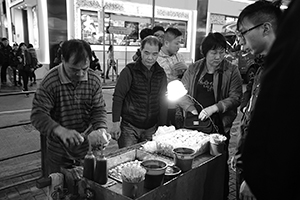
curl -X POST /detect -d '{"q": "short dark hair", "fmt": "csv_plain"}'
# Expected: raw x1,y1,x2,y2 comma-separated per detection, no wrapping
164,27,182,42
140,28,153,40
61,39,92,65
237,0,283,32
1,38,8,42
28,43,33,48
152,26,165,34
201,32,227,57
140,36,161,51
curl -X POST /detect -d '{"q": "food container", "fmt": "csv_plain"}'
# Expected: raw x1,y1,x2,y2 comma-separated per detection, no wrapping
173,147,195,172
164,165,181,182
141,160,167,189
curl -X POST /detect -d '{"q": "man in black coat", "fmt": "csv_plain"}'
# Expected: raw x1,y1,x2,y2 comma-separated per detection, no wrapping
242,0,300,199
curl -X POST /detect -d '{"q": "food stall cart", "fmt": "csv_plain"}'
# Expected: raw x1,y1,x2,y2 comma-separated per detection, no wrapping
78,142,226,200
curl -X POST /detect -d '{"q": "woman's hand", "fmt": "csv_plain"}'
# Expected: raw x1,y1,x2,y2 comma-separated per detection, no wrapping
198,105,219,121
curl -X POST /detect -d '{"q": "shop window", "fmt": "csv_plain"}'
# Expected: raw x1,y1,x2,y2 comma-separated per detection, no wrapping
105,13,188,48
81,10,101,45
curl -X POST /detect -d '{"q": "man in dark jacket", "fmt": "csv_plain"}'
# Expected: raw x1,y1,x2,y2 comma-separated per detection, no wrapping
230,1,282,199
242,0,300,199
0,38,12,85
111,36,168,148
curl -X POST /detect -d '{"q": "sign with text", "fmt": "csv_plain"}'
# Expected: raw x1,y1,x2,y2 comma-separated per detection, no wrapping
108,26,132,35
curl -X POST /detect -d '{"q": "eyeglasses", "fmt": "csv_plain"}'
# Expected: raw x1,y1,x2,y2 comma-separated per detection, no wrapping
236,23,265,43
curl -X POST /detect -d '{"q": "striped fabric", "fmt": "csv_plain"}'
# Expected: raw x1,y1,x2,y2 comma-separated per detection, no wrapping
31,64,107,166
157,51,187,83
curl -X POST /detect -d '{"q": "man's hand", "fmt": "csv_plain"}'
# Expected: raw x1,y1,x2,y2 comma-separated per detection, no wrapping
54,126,84,148
240,181,256,200
88,129,111,148
110,122,121,140
199,105,218,121
173,62,187,77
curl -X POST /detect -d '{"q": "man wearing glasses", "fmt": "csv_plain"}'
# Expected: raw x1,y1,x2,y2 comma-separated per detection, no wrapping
230,1,282,199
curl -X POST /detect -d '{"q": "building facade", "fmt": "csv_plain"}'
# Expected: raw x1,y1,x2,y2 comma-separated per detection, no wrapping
5,0,253,79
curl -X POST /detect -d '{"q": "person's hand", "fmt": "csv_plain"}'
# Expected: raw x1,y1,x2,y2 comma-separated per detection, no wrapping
173,62,187,77
240,181,256,200
198,105,218,121
230,156,237,172
173,62,187,71
54,126,84,148
88,129,111,148
110,122,121,140
190,109,198,115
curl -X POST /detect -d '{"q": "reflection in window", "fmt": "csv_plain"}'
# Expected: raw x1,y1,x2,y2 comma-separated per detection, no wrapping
81,10,102,45
32,6,39,48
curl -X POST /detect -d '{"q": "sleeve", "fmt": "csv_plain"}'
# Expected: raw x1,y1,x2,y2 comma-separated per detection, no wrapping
178,63,197,112
240,78,254,112
31,84,60,136
215,65,243,113
112,67,132,122
90,78,107,130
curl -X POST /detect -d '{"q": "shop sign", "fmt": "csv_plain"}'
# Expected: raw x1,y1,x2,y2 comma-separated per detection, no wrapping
9,0,23,7
108,26,132,35
210,14,226,25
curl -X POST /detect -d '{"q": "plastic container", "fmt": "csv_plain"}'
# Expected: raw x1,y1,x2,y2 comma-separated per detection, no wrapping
173,147,195,173
210,142,225,156
141,160,167,189
83,151,95,181
164,165,181,182
94,155,108,185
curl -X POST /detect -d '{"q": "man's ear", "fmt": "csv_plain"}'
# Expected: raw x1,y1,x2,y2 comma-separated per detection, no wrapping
263,22,273,36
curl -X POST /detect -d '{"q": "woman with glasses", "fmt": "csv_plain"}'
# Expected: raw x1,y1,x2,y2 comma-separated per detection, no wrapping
179,32,243,200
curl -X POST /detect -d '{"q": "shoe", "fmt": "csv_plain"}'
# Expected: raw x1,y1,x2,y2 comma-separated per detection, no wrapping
106,76,110,79
22,90,29,97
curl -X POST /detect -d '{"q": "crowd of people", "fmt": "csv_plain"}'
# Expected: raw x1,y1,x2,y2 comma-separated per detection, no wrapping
0,39,41,92
12,0,297,199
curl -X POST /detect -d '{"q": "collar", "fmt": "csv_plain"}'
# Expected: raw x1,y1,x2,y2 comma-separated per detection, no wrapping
136,58,157,72
58,64,88,84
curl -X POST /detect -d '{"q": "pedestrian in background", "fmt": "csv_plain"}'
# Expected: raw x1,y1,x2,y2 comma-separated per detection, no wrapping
111,36,168,148
31,39,110,174
132,28,153,61
53,41,63,68
27,43,38,86
105,45,117,79
157,27,188,128
230,1,282,199
0,38,12,86
179,32,243,200
10,43,20,86
16,43,34,93
152,25,165,45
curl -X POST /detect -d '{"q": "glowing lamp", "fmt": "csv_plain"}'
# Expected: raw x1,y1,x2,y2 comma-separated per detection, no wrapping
166,80,188,102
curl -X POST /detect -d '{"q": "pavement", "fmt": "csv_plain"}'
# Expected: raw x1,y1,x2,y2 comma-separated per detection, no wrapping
0,75,241,200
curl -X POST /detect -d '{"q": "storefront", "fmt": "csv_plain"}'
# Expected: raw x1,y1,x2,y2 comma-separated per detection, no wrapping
72,0,198,67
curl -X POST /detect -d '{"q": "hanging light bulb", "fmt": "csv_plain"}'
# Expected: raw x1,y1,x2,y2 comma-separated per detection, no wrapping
166,80,188,102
